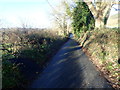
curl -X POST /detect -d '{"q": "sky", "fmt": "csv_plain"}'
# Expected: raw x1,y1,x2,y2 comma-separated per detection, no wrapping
0,0,119,28
0,0,57,28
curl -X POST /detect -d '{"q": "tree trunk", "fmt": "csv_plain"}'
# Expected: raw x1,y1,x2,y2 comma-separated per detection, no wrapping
95,18,104,28
83,0,114,29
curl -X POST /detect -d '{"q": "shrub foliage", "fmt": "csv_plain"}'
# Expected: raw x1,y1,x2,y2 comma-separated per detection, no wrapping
72,2,95,37
2,29,67,88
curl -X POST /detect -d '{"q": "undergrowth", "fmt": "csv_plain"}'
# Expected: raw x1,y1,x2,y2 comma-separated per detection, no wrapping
1,29,67,88
77,28,120,89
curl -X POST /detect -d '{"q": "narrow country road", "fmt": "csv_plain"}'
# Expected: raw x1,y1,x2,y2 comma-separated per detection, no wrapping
31,39,112,88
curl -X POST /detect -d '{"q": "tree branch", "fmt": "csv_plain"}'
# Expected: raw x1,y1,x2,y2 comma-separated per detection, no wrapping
84,0,97,18
103,0,119,18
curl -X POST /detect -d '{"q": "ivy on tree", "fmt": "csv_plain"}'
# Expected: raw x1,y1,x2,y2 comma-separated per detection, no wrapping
72,2,95,37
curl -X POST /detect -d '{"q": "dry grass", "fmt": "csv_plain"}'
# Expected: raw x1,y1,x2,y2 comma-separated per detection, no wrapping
77,28,120,89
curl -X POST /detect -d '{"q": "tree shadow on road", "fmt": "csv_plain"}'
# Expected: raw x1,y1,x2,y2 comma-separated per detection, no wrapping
31,39,112,88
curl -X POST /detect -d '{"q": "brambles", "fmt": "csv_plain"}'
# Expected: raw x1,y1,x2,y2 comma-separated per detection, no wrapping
2,60,22,88
2,28,67,88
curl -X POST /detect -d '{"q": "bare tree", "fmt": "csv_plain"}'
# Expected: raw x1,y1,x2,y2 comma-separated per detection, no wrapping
19,18,33,30
83,0,120,28
47,0,71,35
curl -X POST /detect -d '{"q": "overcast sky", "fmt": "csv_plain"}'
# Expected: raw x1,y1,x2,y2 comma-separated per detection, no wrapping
0,0,119,28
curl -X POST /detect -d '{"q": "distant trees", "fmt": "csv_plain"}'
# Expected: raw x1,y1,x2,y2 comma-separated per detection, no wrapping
19,18,33,29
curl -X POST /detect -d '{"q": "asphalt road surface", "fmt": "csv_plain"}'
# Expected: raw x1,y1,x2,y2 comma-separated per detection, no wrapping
31,39,112,88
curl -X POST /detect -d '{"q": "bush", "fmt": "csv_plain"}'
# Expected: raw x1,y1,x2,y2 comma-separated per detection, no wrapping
2,60,22,88
2,29,67,88
72,1,95,37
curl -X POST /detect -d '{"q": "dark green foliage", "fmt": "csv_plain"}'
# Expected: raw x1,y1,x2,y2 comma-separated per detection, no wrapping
2,60,22,88
72,2,95,37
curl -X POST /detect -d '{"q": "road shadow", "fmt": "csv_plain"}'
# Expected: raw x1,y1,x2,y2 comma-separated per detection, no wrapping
31,39,112,88
31,40,84,88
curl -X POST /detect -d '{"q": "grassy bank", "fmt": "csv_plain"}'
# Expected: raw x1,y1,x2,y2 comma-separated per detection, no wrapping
1,29,67,88
76,28,120,89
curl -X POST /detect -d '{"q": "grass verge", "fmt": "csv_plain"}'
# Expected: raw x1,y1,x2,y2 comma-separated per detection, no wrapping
76,28,120,89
